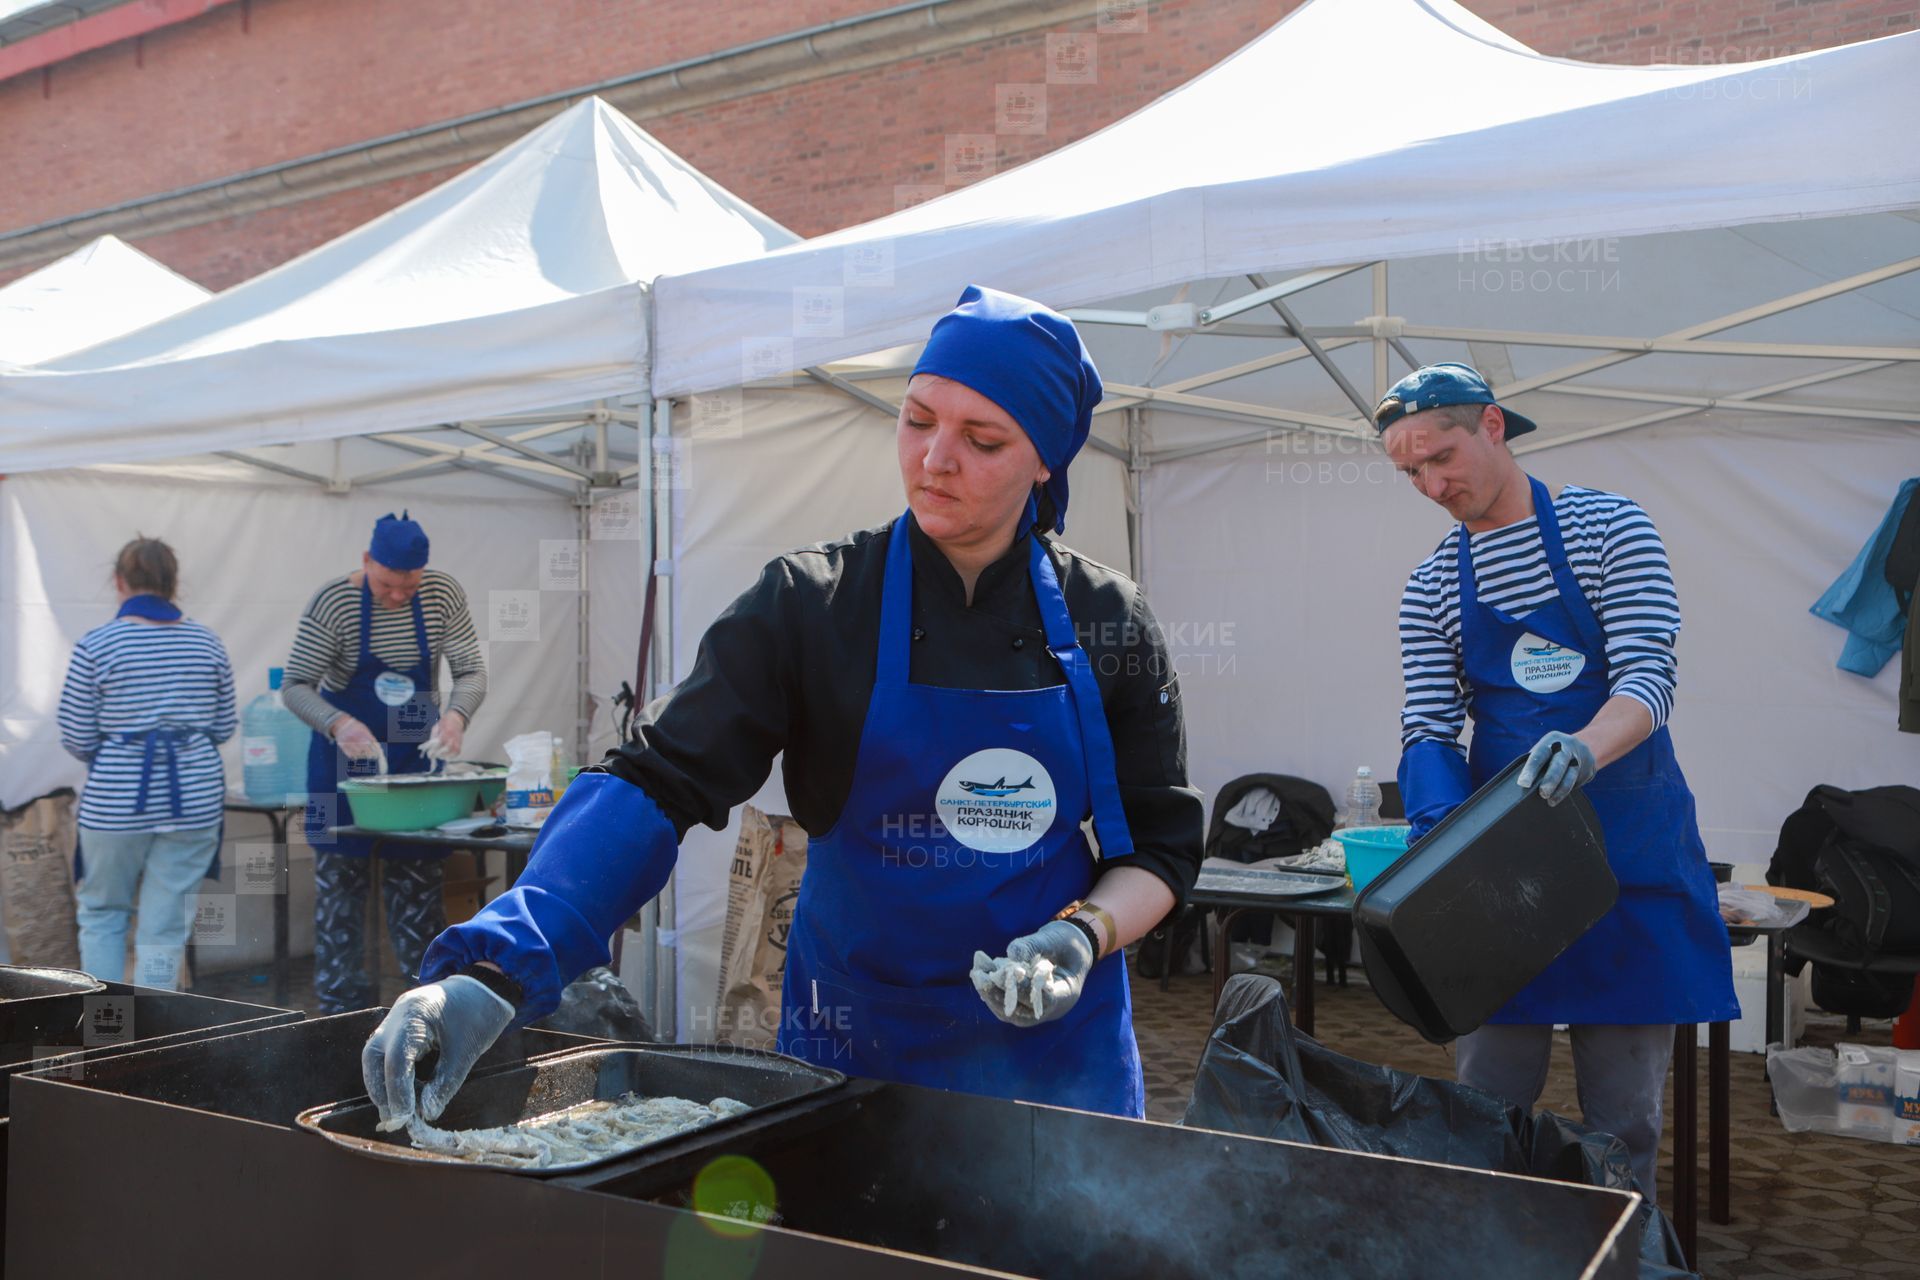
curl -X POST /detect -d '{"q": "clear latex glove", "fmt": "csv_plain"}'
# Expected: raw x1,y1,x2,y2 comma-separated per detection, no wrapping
331,715,383,763
1515,731,1597,806
971,920,1095,1028
422,713,465,762
361,975,515,1131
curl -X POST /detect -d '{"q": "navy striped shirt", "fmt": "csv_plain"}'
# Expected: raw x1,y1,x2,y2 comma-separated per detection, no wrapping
1399,485,1682,754
57,618,237,831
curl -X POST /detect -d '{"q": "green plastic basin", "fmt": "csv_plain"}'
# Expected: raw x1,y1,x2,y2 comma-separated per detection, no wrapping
339,776,482,832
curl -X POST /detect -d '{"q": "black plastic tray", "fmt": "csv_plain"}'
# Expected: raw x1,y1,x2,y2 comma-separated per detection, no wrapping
0,965,106,1044
1353,753,1616,1043
297,1043,844,1175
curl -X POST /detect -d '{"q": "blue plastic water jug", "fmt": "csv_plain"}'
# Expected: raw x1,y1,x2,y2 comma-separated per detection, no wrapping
241,668,309,806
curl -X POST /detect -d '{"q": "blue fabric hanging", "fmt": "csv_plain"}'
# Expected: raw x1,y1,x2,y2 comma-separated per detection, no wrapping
1811,477,1919,677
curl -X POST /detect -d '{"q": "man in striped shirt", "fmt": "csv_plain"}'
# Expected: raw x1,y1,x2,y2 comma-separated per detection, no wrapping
287,512,488,1013
1379,363,1735,1201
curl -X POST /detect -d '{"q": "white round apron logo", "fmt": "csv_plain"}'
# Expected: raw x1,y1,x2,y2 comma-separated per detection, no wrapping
374,671,416,707
935,749,1057,853
1510,631,1586,694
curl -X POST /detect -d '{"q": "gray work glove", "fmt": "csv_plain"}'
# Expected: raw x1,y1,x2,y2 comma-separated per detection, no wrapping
362,975,515,1131
1516,731,1597,806
971,920,1095,1028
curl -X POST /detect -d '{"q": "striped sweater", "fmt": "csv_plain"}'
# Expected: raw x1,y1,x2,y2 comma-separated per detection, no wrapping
58,618,237,831
282,571,486,734
1399,485,1681,754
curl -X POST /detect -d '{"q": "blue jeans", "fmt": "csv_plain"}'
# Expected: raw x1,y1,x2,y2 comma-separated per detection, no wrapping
75,826,219,991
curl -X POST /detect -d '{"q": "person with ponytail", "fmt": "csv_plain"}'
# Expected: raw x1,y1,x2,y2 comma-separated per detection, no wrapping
57,537,236,989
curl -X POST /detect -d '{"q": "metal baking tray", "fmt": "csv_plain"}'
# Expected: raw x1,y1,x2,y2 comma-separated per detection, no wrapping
297,1043,843,1176
1192,866,1349,899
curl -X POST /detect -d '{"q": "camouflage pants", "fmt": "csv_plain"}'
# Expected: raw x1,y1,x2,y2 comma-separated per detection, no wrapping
313,852,446,1015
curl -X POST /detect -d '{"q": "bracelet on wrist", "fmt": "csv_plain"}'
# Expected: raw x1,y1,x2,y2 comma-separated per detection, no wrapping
1064,913,1105,962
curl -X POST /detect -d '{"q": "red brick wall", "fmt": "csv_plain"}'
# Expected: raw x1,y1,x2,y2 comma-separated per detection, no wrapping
2,0,1911,290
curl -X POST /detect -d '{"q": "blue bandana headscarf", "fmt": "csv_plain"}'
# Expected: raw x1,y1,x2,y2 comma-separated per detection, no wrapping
910,284,1102,535
370,511,430,571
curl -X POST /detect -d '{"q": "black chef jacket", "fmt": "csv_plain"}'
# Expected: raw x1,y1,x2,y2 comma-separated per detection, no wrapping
603,514,1204,909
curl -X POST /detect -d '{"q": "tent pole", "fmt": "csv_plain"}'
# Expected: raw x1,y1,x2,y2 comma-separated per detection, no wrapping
804,366,899,418
1151,336,1367,396
1490,254,1920,400
213,450,333,488
1126,406,1146,587
1105,383,1357,438
1247,274,1373,420
1515,360,1903,455
454,423,597,480
1548,382,1914,424
1372,265,1389,404
647,395,678,1040
575,488,593,766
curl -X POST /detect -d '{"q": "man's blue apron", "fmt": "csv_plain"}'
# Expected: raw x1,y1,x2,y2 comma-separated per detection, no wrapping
302,582,444,859
1460,476,1737,1025
776,514,1146,1117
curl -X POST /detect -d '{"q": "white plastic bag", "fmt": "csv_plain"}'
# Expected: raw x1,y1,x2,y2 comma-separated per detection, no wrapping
504,731,557,827
1717,886,1810,929
1768,1043,1920,1145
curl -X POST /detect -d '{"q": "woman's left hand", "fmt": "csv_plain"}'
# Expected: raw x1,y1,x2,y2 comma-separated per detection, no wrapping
974,921,1094,1027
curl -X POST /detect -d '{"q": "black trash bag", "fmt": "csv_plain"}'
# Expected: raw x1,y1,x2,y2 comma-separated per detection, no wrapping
1184,975,1691,1280
531,966,656,1042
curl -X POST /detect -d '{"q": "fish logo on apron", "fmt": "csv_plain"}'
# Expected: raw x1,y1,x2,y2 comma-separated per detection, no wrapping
936,749,1058,853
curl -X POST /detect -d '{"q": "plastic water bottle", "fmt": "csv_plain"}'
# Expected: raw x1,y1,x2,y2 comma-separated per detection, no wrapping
241,668,310,806
1343,765,1383,829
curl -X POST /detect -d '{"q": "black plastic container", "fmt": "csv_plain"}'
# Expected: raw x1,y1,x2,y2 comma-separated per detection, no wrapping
1353,754,1616,1043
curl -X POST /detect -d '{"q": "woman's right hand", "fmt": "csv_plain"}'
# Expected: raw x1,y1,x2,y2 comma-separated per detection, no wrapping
331,715,382,761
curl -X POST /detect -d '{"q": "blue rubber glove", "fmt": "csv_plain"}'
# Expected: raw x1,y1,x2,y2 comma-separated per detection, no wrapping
419,772,680,1021
972,920,1095,1028
361,974,515,1130
1399,739,1472,844
1516,731,1597,806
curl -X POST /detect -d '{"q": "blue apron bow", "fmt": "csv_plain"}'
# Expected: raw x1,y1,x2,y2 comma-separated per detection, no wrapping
76,725,223,882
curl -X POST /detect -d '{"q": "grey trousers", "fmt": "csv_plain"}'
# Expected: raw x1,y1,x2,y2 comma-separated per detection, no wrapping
1455,1022,1674,1202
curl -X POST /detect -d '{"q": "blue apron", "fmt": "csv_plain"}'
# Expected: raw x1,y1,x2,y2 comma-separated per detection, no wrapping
1460,476,1737,1025
302,582,445,859
776,514,1146,1117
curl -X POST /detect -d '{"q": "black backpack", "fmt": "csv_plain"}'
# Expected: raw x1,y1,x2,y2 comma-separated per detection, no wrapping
1205,774,1336,864
1769,784,1920,1018
1883,483,1920,612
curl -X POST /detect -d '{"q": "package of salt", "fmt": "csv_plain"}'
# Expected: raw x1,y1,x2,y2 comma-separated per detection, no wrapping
1834,1043,1894,1141
1894,1050,1920,1147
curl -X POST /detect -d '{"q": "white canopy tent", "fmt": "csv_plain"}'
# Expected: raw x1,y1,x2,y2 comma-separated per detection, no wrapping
640,0,1920,1034
0,235,210,369
0,97,793,470
0,99,798,997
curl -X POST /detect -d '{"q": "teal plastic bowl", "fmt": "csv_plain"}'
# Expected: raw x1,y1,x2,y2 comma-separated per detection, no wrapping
339,777,482,832
1334,825,1413,892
